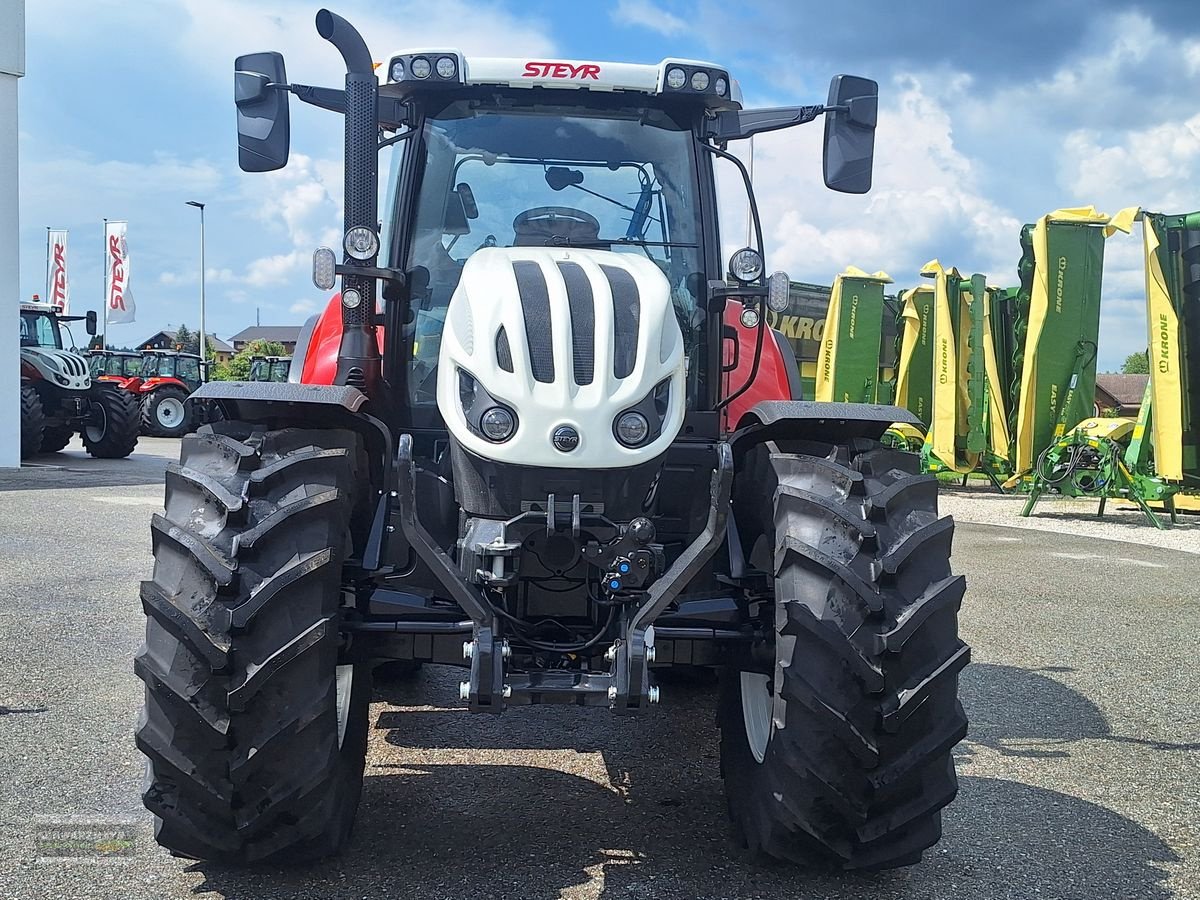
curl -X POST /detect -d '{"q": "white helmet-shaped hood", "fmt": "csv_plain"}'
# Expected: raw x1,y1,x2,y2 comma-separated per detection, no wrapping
21,347,91,391
437,247,686,468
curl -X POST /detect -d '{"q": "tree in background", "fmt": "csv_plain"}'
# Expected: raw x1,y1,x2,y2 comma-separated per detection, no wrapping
212,340,288,381
174,324,194,352
1121,350,1149,375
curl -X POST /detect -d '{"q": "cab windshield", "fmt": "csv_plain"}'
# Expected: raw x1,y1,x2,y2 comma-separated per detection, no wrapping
395,98,707,407
20,311,61,349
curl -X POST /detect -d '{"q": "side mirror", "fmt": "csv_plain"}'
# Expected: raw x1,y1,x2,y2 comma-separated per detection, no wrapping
85,310,97,335
823,75,877,194
456,183,479,219
235,51,290,173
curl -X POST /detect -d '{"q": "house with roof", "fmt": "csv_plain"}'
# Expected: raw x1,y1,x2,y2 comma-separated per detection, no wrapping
228,325,303,355
139,329,235,366
1094,373,1148,417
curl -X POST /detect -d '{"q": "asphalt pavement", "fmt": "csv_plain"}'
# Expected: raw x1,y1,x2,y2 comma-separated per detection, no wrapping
0,437,1196,899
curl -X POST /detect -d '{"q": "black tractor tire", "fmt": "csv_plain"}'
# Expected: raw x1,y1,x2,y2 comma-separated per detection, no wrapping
720,439,969,870
142,387,192,438
82,383,140,459
372,660,424,683
20,385,45,459
135,424,371,864
39,425,75,454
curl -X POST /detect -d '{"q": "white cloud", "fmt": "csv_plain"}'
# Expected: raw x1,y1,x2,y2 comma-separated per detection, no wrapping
1062,114,1200,214
723,75,1020,288
289,298,320,316
611,0,688,37
245,251,307,288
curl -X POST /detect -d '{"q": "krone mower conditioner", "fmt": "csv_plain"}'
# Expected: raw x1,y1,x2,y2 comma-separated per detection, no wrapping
135,9,969,871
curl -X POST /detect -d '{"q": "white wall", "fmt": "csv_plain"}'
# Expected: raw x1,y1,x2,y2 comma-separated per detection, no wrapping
0,0,25,467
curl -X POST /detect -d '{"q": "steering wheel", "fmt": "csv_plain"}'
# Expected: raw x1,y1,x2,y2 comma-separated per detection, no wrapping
512,206,601,246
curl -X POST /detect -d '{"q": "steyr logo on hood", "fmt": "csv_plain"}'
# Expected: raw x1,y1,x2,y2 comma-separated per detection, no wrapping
552,426,580,452
523,62,600,80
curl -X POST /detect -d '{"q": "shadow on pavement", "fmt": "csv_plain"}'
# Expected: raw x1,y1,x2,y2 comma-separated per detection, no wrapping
180,664,1180,899
962,663,1200,756
0,448,170,492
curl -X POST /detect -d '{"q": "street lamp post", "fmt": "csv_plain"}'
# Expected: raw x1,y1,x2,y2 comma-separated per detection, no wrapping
185,201,206,362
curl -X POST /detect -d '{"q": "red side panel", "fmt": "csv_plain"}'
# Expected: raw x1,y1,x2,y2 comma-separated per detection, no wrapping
300,294,384,385
721,299,794,433
138,377,187,394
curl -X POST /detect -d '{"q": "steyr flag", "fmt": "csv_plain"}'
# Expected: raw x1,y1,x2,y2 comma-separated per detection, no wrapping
105,220,136,324
46,229,71,314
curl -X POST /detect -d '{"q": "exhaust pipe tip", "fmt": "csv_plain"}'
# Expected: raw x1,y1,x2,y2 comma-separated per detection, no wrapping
314,9,372,75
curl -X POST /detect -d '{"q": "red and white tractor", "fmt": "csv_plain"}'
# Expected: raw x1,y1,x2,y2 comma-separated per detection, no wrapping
19,303,139,459
135,9,968,871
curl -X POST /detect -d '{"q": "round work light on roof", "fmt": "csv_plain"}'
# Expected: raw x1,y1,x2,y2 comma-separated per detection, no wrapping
729,247,764,284
389,59,404,81
714,76,728,97
666,67,686,90
411,57,432,79
691,71,710,91
436,56,457,79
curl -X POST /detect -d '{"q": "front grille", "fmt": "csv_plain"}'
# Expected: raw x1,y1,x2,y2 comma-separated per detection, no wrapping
557,261,595,385
495,326,514,372
601,265,640,379
514,261,554,383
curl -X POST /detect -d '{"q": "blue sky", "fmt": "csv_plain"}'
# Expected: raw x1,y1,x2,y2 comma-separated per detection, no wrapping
16,0,1200,369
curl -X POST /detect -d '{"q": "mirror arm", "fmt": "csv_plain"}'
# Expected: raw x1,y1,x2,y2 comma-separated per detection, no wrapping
708,104,826,142
287,85,410,134
288,82,345,114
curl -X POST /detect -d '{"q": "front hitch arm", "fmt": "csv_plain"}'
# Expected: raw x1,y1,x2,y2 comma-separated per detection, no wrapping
612,441,733,713
394,434,503,712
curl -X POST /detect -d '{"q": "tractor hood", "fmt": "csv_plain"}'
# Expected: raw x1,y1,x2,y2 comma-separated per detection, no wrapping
437,247,686,469
21,346,92,391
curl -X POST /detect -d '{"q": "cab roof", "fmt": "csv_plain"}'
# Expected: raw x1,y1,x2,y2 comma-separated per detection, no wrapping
381,52,743,111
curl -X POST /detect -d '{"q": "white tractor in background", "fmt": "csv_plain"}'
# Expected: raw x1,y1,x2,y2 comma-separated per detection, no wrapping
19,302,140,459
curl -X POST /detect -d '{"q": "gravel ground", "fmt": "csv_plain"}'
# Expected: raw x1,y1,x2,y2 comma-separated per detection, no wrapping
940,481,1200,555
0,438,1196,899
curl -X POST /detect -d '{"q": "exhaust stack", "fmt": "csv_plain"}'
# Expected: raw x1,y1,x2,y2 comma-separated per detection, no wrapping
316,9,381,393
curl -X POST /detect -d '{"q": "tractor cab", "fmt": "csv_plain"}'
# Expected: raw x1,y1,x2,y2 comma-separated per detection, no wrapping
248,355,292,382
89,349,143,381
139,350,205,391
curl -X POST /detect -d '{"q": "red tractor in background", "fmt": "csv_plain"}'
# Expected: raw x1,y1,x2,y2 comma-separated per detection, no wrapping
134,349,207,437
136,9,968,873
88,349,144,387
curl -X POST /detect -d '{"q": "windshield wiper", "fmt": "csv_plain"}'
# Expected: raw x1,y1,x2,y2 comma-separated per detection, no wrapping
544,237,697,248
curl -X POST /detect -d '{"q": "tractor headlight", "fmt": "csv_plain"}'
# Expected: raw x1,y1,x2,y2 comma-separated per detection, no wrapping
615,411,650,447
690,71,710,91
436,56,457,79
481,407,516,442
410,56,432,79
666,67,686,90
341,288,362,309
729,247,764,284
389,59,404,82
344,226,379,260
714,76,728,97
739,305,760,328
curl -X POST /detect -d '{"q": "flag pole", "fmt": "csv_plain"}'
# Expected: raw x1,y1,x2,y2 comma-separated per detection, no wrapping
101,218,108,351
44,226,50,304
